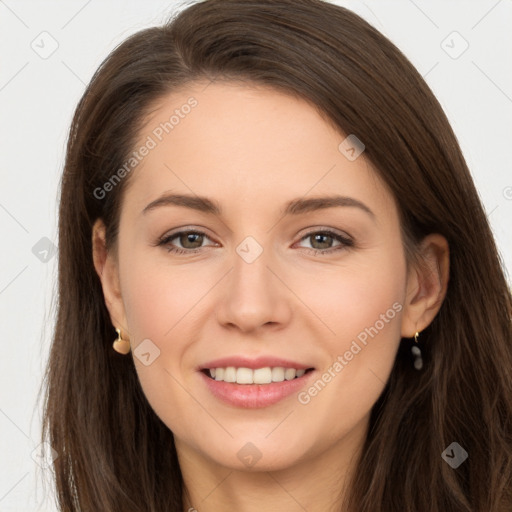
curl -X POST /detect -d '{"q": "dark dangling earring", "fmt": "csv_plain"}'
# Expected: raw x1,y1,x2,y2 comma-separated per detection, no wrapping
411,331,423,370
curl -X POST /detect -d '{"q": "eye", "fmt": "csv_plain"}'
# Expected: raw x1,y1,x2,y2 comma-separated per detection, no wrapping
296,229,353,255
157,230,217,254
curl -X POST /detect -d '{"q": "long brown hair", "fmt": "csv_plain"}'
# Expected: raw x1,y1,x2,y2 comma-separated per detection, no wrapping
40,0,512,510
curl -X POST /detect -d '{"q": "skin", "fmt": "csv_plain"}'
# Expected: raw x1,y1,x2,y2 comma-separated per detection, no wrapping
92,81,449,512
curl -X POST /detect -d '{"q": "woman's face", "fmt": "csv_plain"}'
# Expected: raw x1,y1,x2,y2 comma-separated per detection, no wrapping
102,81,413,471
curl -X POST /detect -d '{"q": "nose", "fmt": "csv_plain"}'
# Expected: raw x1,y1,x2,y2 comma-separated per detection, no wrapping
215,242,293,334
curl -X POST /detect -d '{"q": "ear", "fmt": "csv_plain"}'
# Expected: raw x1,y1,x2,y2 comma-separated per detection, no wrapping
92,218,129,337
401,233,450,337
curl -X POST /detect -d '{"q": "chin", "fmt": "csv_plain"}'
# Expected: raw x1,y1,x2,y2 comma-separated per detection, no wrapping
198,436,311,473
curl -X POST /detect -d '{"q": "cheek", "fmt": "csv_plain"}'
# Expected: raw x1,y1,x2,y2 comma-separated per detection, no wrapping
294,244,406,432
118,250,207,429
305,244,406,351
333,269,403,346
119,250,207,342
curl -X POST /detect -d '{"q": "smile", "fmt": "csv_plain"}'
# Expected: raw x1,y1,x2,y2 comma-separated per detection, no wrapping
199,367,316,408
204,366,313,384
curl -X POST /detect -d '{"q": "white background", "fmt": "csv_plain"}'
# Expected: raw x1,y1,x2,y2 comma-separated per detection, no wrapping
0,1,511,510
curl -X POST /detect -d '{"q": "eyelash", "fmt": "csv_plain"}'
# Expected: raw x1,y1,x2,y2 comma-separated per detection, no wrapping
156,228,354,256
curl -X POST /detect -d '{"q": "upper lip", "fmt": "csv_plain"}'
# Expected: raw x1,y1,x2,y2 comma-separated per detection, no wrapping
199,356,314,371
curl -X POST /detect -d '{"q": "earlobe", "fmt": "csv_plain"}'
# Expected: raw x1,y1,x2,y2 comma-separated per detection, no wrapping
401,233,450,337
91,219,127,332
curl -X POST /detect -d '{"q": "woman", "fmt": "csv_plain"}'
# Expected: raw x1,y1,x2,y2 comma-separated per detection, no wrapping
41,0,512,510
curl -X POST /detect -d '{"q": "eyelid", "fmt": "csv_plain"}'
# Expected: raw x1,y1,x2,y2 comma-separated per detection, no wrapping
295,225,351,240
158,225,216,241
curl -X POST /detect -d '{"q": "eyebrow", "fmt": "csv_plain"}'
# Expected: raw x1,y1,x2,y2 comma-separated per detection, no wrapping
142,192,375,220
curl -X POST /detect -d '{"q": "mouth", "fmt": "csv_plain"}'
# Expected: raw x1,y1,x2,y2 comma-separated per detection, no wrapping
199,366,316,408
201,366,315,384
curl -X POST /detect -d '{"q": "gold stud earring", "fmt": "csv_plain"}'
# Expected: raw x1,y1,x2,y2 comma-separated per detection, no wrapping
112,327,131,355
414,331,420,343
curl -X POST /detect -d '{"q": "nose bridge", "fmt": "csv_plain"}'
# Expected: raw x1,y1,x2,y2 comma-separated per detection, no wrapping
216,233,291,331
231,234,276,300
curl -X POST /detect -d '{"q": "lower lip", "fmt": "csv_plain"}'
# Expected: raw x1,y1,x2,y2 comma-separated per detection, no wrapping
200,370,315,408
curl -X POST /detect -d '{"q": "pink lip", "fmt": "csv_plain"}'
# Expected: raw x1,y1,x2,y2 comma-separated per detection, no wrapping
199,369,315,409
199,356,312,371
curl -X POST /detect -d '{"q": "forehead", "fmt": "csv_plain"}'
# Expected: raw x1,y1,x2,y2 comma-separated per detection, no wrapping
123,80,395,222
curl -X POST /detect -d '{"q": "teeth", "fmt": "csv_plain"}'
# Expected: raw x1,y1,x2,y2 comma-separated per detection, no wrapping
271,367,285,382
284,368,296,380
224,367,236,382
253,367,272,384
236,367,253,384
207,366,309,384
